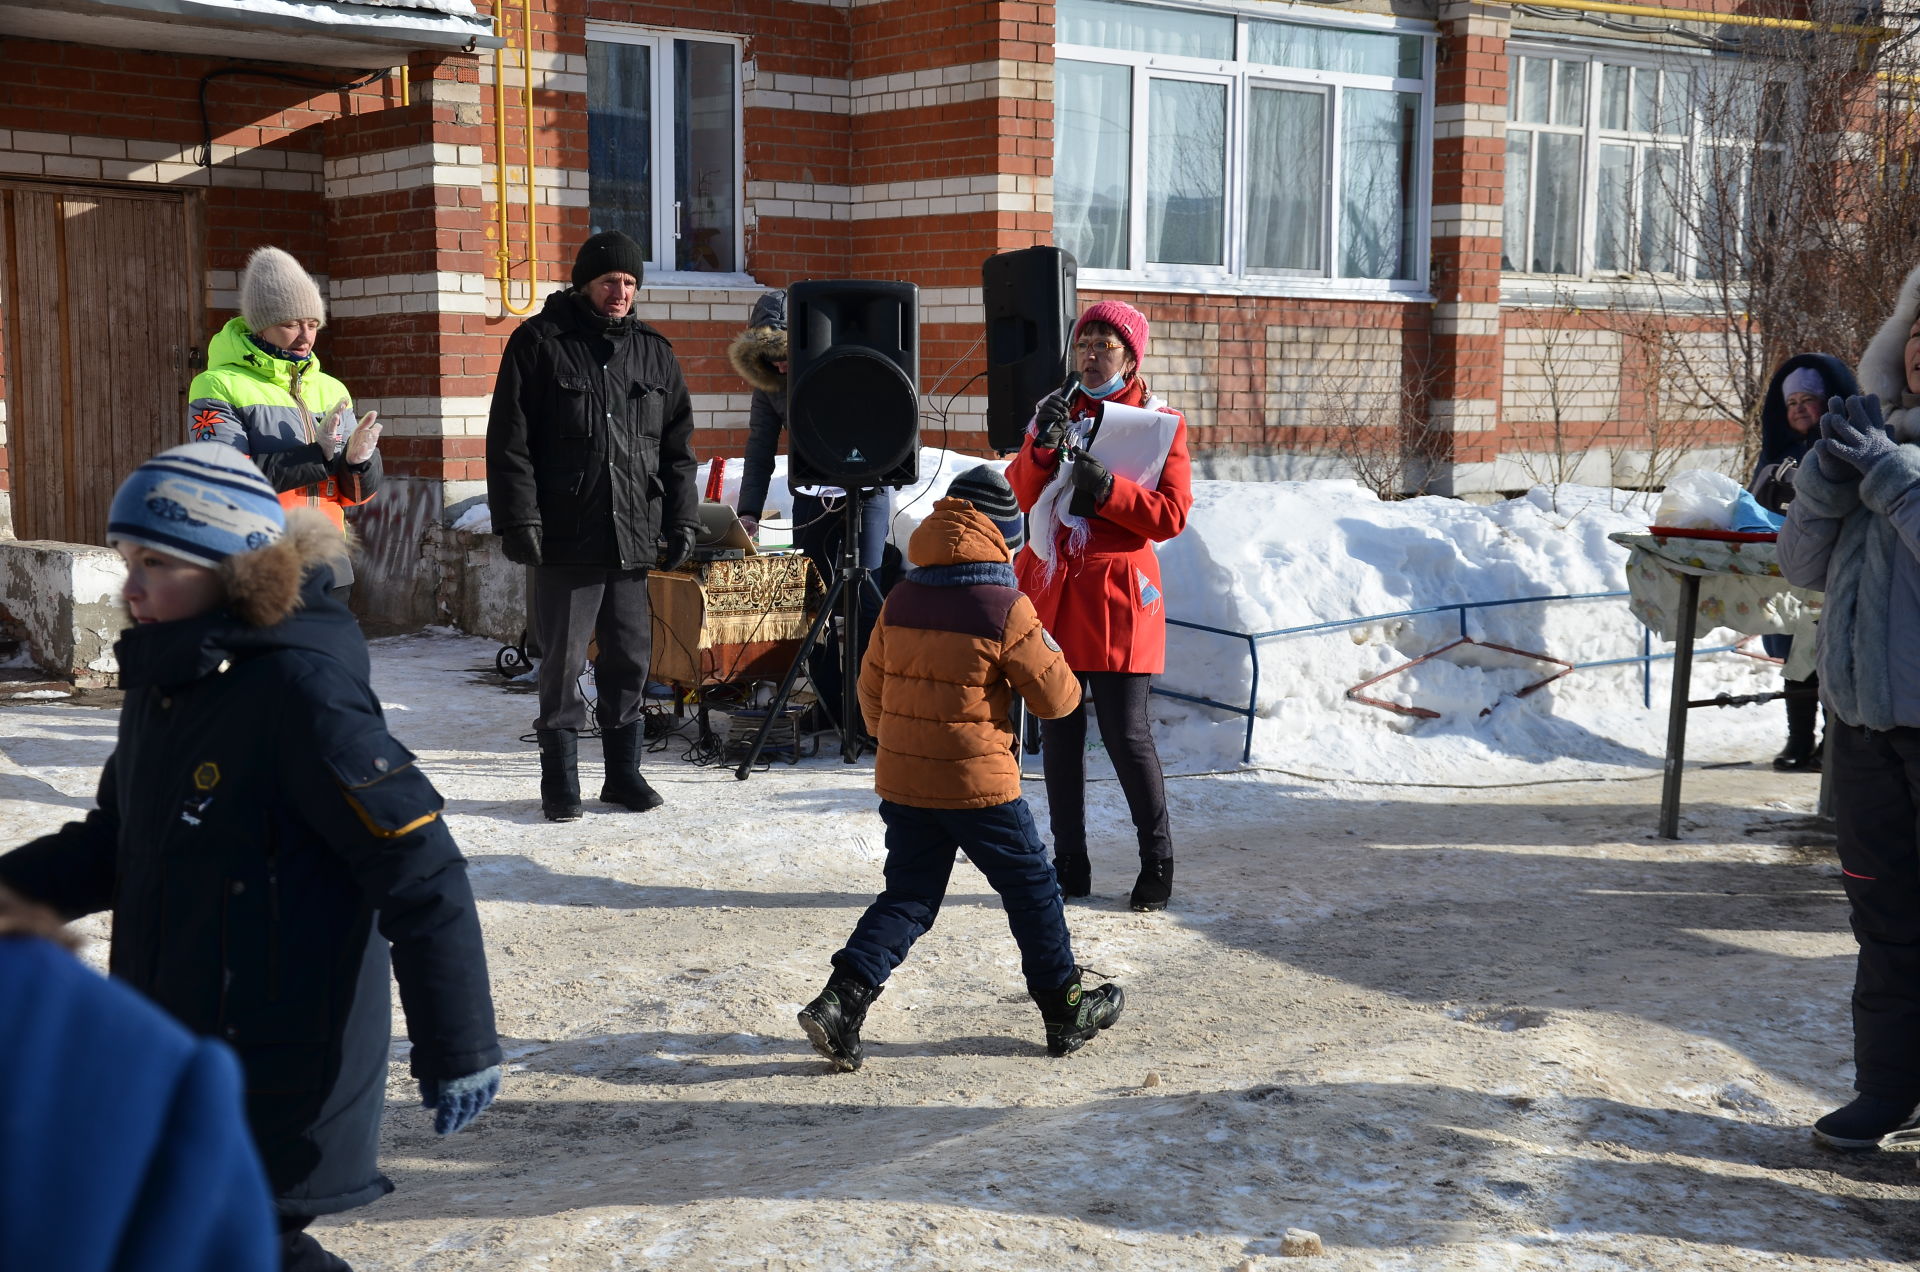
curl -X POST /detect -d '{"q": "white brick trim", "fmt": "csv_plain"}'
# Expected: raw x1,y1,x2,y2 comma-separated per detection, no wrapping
356,394,493,439
329,272,492,318
0,130,320,190
323,145,484,199
1430,204,1503,240
750,174,1048,221
1427,398,1500,432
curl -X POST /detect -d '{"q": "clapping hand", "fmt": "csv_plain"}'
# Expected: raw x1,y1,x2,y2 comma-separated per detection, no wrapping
1816,393,1895,482
320,398,353,458
343,411,382,466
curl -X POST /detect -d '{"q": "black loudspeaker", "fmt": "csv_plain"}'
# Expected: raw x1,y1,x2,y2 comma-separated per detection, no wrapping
983,245,1077,452
787,279,920,488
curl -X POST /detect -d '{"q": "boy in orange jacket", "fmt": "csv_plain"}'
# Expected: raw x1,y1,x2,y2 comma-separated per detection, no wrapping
798,466,1125,1069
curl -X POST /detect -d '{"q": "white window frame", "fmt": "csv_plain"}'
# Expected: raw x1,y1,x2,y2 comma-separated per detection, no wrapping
1056,2,1435,300
1503,40,1786,287
585,21,747,286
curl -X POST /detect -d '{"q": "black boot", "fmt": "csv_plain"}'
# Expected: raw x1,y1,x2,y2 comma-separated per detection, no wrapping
1054,851,1091,899
798,972,881,1071
1812,1093,1920,1150
1032,970,1124,1057
599,720,664,811
536,729,581,822
1774,677,1820,771
1129,858,1173,911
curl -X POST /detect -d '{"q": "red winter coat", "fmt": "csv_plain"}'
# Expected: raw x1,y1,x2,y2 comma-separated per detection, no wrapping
1006,377,1192,674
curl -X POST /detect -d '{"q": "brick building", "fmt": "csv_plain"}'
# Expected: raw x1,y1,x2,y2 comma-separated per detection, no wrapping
0,0,1823,632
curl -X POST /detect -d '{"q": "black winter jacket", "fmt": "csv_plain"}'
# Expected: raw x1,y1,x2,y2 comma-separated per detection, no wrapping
729,290,788,520
0,537,499,1218
486,288,700,569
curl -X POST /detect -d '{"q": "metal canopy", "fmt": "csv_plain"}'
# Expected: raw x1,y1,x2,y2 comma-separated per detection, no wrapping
0,0,503,68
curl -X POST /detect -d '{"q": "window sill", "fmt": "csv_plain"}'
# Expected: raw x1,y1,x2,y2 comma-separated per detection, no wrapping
639,272,766,292
1501,276,1739,313
1079,274,1434,304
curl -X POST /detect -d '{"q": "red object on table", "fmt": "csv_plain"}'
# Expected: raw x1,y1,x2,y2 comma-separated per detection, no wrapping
1646,526,1778,543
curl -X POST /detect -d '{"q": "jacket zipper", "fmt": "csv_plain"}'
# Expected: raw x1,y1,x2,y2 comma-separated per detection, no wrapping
266,829,282,1003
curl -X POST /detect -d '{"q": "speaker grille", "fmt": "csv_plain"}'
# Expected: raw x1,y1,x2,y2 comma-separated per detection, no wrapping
789,347,919,485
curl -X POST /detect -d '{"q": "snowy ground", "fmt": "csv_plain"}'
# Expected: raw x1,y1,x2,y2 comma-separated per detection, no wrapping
3,479,1916,1269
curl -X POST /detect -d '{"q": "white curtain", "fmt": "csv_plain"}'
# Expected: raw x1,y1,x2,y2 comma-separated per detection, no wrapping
1246,86,1324,272
1055,60,1133,270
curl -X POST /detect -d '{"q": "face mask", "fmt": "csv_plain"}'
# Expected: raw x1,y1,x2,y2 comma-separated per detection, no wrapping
1083,370,1127,399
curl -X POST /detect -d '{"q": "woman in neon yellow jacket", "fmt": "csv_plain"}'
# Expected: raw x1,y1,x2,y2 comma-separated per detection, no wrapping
188,247,382,590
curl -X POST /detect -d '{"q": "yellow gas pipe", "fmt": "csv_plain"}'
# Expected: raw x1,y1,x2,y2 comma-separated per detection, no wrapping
493,0,538,316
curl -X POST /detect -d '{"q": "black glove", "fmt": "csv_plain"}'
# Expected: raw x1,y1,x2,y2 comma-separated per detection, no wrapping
1066,452,1113,518
1034,391,1073,451
1752,458,1797,513
501,524,543,566
658,524,699,572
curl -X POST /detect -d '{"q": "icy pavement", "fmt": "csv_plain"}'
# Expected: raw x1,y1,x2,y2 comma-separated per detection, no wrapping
2,630,1913,1270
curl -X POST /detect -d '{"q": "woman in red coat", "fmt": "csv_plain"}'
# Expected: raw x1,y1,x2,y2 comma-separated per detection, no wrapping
1006,300,1192,910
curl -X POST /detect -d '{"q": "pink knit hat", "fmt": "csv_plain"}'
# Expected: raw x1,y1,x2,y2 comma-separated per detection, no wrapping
1073,299,1149,365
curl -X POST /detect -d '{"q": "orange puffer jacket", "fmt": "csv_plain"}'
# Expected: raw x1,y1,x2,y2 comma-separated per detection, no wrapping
858,498,1081,809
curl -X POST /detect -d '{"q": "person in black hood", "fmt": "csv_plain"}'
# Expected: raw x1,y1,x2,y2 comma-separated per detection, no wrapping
0,444,501,1272
727,289,893,736
487,231,701,820
1752,353,1858,771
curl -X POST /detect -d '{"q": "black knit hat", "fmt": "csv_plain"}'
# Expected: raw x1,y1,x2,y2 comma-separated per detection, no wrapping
946,464,1024,554
572,230,647,288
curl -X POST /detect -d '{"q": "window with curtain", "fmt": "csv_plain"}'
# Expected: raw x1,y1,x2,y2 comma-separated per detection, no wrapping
1054,0,1431,289
1503,47,1786,280
588,26,740,275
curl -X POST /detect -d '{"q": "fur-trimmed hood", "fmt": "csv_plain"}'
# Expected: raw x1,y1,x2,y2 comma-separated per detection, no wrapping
1758,352,1858,468
728,290,787,393
221,507,349,628
1856,262,1920,440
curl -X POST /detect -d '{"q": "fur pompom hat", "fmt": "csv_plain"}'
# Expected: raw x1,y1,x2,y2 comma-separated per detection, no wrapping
239,246,326,333
109,443,339,627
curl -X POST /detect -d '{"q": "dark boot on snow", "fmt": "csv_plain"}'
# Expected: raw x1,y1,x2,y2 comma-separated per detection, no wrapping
599,720,664,811
1054,850,1091,899
798,973,881,1071
1812,1093,1920,1150
1129,858,1173,911
536,729,581,822
1774,678,1821,771
1033,970,1124,1057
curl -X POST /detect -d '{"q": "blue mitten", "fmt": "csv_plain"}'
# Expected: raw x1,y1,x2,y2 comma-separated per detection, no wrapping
419,1065,501,1136
1821,393,1896,480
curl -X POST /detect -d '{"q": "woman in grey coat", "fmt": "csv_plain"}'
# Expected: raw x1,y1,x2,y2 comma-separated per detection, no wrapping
1777,263,1920,1151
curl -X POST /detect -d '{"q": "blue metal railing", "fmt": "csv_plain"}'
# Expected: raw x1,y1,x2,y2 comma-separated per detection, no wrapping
1155,590,1741,764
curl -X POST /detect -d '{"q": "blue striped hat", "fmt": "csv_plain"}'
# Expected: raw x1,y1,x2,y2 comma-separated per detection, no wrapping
107,443,285,568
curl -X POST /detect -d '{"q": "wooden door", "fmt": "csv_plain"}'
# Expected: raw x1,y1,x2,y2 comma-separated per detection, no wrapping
0,181,203,545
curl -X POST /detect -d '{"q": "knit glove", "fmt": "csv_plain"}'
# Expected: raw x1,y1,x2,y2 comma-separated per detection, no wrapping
1818,393,1895,482
658,524,699,572
501,525,543,566
1034,392,1073,451
419,1065,501,1136
1066,452,1114,517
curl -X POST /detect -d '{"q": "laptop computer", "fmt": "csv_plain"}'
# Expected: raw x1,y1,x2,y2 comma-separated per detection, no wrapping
692,501,755,560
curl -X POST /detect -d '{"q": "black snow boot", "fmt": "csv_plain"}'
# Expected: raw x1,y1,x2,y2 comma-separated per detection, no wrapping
798,972,882,1072
598,720,664,811
1129,858,1174,911
1033,970,1125,1057
536,729,582,822
1054,850,1091,899
1773,678,1820,771
1812,1093,1920,1150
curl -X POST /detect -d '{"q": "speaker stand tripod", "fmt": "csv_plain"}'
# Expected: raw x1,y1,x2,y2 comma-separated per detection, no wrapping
735,489,889,779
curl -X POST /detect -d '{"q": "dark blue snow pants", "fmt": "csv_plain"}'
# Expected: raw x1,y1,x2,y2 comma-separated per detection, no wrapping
834,798,1076,994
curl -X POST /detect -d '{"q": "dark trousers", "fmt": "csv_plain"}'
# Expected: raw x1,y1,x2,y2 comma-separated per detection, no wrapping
280,1216,349,1272
835,798,1076,993
529,565,652,732
1041,671,1172,863
1828,721,1920,1100
794,488,891,729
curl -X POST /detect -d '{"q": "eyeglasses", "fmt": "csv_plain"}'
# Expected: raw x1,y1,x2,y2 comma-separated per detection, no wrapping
1073,338,1124,353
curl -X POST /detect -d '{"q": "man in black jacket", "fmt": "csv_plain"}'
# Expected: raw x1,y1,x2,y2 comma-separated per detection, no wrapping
486,231,701,821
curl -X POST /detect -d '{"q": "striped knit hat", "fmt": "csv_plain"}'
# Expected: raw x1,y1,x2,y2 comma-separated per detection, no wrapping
108,443,286,568
946,464,1024,554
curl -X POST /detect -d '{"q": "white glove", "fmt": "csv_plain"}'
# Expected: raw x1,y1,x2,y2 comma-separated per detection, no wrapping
344,411,382,466
319,398,353,458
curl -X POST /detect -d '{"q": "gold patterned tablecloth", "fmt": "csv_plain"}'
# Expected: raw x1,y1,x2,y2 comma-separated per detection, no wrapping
1607,531,1821,679
647,552,823,686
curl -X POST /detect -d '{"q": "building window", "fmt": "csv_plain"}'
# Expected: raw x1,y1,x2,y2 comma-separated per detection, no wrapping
1054,0,1433,291
1503,47,1786,280
587,25,740,276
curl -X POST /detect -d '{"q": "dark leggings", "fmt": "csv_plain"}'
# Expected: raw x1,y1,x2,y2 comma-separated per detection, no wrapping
1040,671,1172,863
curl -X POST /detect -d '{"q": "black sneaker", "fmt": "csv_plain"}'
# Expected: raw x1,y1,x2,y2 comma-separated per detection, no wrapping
1033,971,1125,1057
797,974,881,1072
1812,1094,1920,1150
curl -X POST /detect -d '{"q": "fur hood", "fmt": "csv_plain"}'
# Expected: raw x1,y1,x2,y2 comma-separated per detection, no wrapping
728,290,787,393
221,508,349,628
1856,262,1920,440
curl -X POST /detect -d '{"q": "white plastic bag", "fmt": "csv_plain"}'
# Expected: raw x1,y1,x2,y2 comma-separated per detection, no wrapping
1655,469,1742,529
